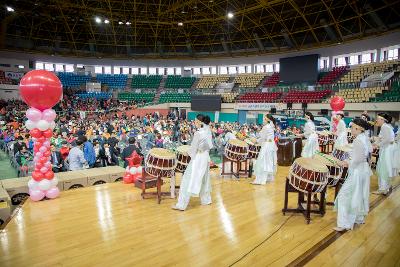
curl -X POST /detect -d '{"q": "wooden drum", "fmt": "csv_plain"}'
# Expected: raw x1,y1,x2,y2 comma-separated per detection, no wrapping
288,157,329,193
332,144,352,161
317,131,329,146
313,153,342,186
245,138,261,159
145,148,177,178
175,145,191,173
224,139,248,161
277,137,293,166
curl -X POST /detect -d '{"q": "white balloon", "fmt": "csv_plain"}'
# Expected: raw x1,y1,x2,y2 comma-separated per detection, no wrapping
130,167,137,175
51,177,58,187
49,121,56,130
28,179,40,190
137,166,143,174
25,120,36,130
38,179,52,191
37,120,50,131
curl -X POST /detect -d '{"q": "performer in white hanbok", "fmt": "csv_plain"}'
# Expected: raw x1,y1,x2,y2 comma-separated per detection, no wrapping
298,112,319,158
173,115,213,211
334,118,373,232
394,130,400,175
372,113,396,195
252,114,277,185
333,113,348,149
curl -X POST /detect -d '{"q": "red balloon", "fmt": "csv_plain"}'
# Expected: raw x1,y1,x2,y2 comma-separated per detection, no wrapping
36,162,43,169
29,128,43,138
123,174,133,184
330,96,345,111
19,70,62,111
33,147,39,153
44,171,54,180
40,156,49,164
32,171,44,181
43,150,51,157
38,137,46,143
42,129,53,138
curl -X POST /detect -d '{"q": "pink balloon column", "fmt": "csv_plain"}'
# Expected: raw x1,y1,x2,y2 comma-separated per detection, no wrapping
330,96,346,131
19,70,63,201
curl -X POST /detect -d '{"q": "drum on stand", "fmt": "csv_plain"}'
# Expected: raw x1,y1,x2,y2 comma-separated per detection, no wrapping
313,153,342,186
224,139,249,162
293,137,303,160
277,137,293,166
332,144,352,161
175,145,191,173
245,138,261,159
288,157,329,193
317,131,329,154
145,148,177,178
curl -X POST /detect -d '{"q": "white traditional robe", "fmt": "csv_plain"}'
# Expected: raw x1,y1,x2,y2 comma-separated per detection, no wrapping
174,125,213,210
334,119,348,149
394,131,400,175
301,120,319,158
375,123,396,192
253,122,277,184
335,133,372,230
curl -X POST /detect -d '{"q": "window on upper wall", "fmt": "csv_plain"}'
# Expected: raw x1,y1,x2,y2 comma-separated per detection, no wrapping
122,67,130,74
157,68,165,75
35,62,44,70
349,55,358,65
104,66,111,74
238,66,246,74
336,57,346,67
113,67,121,74
361,53,371,64
140,67,147,75
65,64,74,72
255,65,264,73
94,66,103,74
266,64,274,73
175,68,182,75
273,63,279,72
193,67,201,75
202,67,210,75
388,49,399,60
45,63,54,71
219,66,228,74
228,66,237,74
149,67,157,75
210,67,217,74
131,68,139,75
55,64,64,72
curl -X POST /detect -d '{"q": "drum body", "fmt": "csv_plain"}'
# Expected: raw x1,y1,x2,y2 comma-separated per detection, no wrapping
176,145,191,173
145,148,177,178
317,131,329,146
224,139,248,161
332,144,352,161
313,153,342,186
293,137,303,159
245,139,261,159
277,138,293,166
288,157,329,193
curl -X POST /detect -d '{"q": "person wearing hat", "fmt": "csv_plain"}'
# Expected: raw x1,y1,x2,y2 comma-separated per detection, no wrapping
334,118,373,232
333,112,348,149
372,113,396,195
297,111,319,158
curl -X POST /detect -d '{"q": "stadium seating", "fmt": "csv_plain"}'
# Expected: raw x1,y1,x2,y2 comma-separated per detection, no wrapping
317,66,348,85
196,75,230,89
233,73,266,88
131,75,162,89
118,92,155,103
372,81,400,102
75,92,112,100
264,72,280,87
221,93,239,103
159,92,191,103
165,75,196,89
96,74,127,89
58,72,91,88
238,92,282,103
283,90,331,103
326,86,388,103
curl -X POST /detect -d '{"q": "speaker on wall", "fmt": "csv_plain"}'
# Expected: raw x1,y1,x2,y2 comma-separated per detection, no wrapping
287,103,292,109
271,108,277,114
302,103,308,109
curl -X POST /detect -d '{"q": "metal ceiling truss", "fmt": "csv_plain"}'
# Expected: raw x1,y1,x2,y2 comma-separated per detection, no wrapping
0,0,399,58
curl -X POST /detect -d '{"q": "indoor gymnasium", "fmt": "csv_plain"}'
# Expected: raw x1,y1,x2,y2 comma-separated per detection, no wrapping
0,0,400,266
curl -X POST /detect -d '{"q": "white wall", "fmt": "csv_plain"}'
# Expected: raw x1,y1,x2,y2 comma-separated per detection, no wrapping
0,85,20,100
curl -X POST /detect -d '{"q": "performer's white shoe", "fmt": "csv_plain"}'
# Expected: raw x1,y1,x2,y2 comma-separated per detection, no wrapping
171,205,185,211
333,227,348,232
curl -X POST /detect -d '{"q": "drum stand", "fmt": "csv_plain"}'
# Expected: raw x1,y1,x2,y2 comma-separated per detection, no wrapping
282,179,327,224
136,170,178,204
221,156,249,179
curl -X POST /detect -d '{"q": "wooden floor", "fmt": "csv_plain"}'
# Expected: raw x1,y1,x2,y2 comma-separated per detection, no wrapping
0,166,399,267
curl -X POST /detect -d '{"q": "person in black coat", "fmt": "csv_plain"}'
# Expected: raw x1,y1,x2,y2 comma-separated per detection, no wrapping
50,143,64,172
121,137,143,168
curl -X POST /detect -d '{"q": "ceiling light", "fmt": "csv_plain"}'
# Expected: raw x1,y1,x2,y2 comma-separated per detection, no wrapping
126,21,131,25
95,17,102,24
6,6,15,12
178,22,183,26
181,10,186,14
18,65,24,69
118,21,123,25
227,12,234,19
104,19,110,24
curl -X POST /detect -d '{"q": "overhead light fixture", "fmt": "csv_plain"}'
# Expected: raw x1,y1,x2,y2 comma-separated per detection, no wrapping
6,6,15,12
227,12,234,19
104,19,110,24
95,17,102,24
181,10,186,14
126,21,131,25
118,21,123,25
178,22,183,26
18,65,24,69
